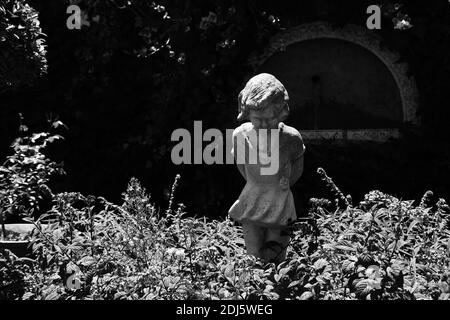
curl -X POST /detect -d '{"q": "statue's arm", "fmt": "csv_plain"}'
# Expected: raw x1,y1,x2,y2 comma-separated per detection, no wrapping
236,163,247,181
289,155,304,187
289,134,305,187
232,126,247,181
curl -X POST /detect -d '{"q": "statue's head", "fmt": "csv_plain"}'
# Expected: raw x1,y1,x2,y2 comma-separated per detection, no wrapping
237,73,289,129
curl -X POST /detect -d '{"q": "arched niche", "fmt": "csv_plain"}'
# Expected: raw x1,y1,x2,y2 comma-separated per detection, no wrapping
248,22,420,142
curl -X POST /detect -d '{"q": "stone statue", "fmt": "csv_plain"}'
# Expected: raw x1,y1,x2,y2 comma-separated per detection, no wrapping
228,73,305,264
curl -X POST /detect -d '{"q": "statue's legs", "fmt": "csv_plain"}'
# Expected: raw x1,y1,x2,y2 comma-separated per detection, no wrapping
242,222,290,264
242,222,265,259
264,228,290,264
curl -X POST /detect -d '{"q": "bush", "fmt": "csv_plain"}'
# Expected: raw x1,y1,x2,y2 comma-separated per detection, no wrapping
0,0,47,89
1,168,449,300
0,116,65,225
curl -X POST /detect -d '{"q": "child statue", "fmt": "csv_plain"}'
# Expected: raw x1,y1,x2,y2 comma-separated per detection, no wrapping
228,73,305,264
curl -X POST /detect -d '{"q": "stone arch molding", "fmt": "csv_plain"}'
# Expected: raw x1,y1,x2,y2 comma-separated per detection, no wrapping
248,21,420,137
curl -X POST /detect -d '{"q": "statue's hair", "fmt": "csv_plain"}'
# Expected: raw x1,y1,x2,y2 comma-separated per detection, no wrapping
237,73,289,121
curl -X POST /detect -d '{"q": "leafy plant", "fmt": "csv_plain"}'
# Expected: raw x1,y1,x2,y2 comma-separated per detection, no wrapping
1,165,449,300
287,168,450,300
0,0,47,90
0,116,65,232
0,248,36,299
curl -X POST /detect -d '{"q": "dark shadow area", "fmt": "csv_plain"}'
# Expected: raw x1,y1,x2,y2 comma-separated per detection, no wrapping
1,0,450,218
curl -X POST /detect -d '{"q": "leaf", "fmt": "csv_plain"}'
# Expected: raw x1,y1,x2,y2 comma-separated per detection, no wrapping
0,166,9,174
304,282,318,290
114,292,127,300
313,258,328,271
288,280,301,288
238,269,250,284
299,291,314,300
31,132,48,143
362,212,373,222
46,135,64,144
53,244,63,254
389,259,405,277
408,220,419,234
354,279,371,298
22,217,35,224
22,292,34,300
46,254,54,265
316,275,327,285
51,120,67,130
67,244,83,251
274,274,281,282
18,257,36,266
224,263,235,284
396,239,406,251
49,274,61,282
342,259,356,273
447,238,450,256
439,293,450,300
78,256,96,267
335,245,356,252
44,290,60,300
264,284,274,292
263,267,273,276
437,281,449,293
278,266,291,278
356,265,366,274
254,274,262,283
413,245,421,256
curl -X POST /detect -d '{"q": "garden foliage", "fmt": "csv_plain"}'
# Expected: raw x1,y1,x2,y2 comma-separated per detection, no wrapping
0,0,47,89
0,117,65,225
1,167,449,300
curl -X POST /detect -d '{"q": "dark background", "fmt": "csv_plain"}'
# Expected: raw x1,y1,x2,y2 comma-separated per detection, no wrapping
1,0,450,218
